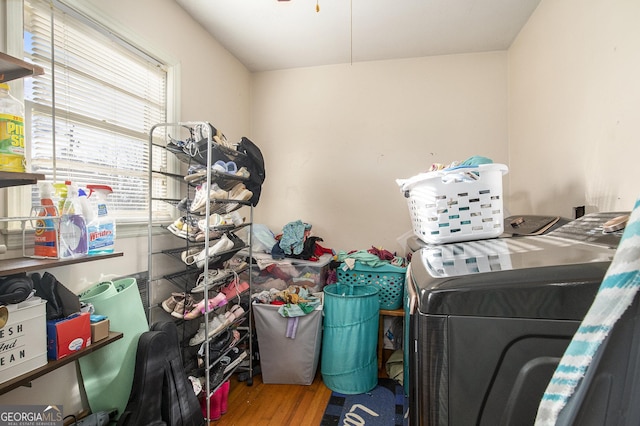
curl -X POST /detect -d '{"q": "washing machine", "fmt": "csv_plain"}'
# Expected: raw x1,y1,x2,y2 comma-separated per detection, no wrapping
406,212,627,426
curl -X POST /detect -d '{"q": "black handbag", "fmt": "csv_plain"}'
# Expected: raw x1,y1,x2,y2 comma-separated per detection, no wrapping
0,273,33,305
236,136,265,206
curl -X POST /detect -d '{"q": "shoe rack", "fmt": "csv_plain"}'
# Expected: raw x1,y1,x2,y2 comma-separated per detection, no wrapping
148,121,254,421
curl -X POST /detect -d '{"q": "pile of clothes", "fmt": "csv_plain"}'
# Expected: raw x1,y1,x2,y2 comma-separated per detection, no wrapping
252,285,322,340
269,220,333,261
335,246,408,268
247,221,334,292
427,155,493,172
325,246,408,286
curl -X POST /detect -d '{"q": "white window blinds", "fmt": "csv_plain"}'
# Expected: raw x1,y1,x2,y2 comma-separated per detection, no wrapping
23,0,170,222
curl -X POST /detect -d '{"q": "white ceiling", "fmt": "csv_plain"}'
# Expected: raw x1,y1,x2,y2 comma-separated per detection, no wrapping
174,0,541,72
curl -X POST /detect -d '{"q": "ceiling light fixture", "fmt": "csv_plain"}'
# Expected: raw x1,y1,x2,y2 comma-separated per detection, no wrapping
277,0,353,63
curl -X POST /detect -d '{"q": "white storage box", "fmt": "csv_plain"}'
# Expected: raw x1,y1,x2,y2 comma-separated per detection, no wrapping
397,163,508,244
0,297,47,384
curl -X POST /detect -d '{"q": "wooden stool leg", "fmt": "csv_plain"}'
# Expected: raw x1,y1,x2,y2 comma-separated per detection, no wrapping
378,313,384,371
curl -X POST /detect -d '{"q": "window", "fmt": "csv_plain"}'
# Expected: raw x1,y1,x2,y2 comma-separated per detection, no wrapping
20,0,173,224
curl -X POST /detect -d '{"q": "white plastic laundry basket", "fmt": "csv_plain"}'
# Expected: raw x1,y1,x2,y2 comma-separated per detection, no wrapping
397,163,508,244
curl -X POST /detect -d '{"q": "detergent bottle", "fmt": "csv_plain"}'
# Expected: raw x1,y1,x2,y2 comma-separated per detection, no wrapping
0,82,26,172
86,184,116,255
59,182,88,258
33,182,58,258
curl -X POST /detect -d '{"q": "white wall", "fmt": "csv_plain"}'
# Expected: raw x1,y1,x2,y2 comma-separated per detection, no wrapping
508,0,640,217
0,0,251,414
252,52,509,254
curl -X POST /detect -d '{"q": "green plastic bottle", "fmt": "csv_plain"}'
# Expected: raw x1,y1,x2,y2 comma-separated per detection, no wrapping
0,82,26,172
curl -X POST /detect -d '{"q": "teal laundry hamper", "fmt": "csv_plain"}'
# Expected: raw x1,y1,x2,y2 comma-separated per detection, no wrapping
321,283,379,394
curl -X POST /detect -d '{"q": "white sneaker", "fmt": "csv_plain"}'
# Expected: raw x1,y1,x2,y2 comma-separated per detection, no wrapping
190,183,228,213
181,247,201,265
188,322,208,346
195,234,235,268
188,314,227,346
197,214,224,231
224,348,247,374
228,183,252,201
227,211,244,226
191,269,233,293
190,183,208,213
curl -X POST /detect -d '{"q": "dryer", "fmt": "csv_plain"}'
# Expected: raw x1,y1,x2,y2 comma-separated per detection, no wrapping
406,221,622,426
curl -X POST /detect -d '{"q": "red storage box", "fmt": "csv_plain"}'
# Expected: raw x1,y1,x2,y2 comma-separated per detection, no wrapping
46,312,91,360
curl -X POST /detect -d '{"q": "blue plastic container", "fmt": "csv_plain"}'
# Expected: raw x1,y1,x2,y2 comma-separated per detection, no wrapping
321,283,379,394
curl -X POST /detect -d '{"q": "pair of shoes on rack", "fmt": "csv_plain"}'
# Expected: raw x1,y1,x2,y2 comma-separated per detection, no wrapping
188,313,228,347
198,329,243,361
223,256,249,273
185,164,249,187
161,292,198,319
192,123,232,150
223,304,245,326
220,279,250,301
161,292,184,314
236,167,250,179
184,164,208,183
182,233,235,268
183,292,227,320
224,347,247,374
197,213,232,231
191,183,252,213
211,161,251,180
212,160,237,174
194,234,235,269
181,247,201,265
201,328,233,362
209,358,229,390
190,269,234,293
227,232,246,250
194,229,222,242
228,183,252,202
197,211,243,230
167,216,199,240
166,135,195,164
190,182,228,213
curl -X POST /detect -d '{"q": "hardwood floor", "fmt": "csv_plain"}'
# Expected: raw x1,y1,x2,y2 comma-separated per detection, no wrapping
208,372,332,425
207,354,396,426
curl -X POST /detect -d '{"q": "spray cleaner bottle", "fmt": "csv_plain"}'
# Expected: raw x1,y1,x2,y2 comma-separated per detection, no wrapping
86,184,116,255
59,182,88,258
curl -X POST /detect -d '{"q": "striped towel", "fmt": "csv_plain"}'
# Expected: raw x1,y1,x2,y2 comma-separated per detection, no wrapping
535,197,640,425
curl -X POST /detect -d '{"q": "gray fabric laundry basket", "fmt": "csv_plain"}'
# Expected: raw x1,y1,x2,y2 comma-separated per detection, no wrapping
253,302,323,385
